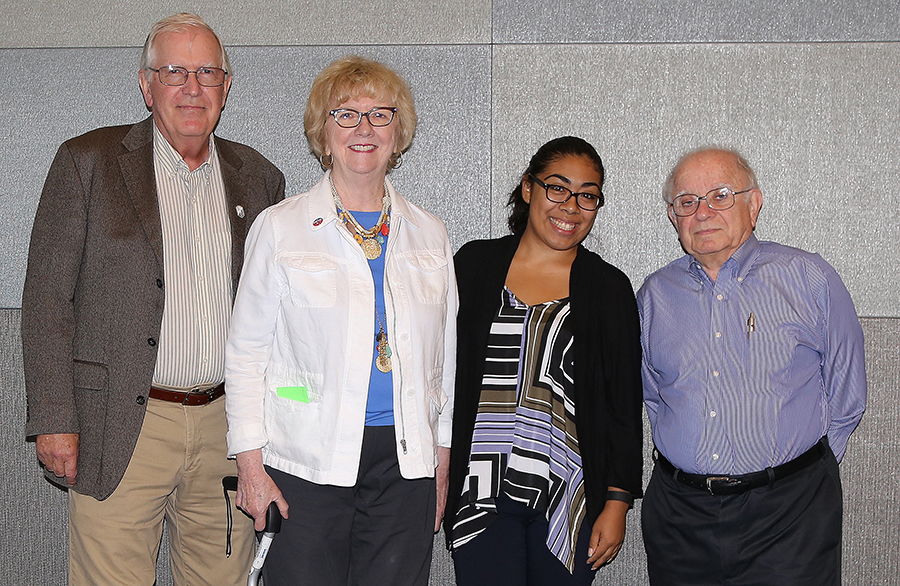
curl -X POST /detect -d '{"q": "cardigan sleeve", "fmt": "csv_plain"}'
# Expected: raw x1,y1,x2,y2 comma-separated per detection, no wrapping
597,269,644,497
571,250,644,519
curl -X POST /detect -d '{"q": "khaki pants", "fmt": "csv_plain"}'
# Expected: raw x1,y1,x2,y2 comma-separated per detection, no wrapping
68,397,254,586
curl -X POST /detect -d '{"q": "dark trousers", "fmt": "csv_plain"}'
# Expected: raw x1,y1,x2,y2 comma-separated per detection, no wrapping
642,446,843,586
452,492,597,586
263,426,436,586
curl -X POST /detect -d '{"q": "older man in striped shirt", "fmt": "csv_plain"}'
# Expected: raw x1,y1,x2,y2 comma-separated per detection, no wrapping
22,13,284,585
637,148,866,586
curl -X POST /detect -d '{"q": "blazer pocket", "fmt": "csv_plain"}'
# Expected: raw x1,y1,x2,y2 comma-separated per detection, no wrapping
73,360,109,392
72,361,109,458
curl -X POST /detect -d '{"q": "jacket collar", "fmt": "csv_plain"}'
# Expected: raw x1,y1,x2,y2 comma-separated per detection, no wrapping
307,170,416,231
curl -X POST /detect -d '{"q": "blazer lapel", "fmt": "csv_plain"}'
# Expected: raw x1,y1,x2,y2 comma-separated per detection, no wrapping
216,138,249,294
118,118,163,271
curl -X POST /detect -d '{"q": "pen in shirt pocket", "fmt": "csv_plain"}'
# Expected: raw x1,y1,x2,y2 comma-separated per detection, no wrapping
747,312,755,339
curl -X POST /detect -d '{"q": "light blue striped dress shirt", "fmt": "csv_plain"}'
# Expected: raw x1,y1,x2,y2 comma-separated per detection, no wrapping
637,234,866,475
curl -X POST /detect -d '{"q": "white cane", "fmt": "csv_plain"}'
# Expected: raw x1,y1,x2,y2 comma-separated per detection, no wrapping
246,502,282,586
223,476,284,586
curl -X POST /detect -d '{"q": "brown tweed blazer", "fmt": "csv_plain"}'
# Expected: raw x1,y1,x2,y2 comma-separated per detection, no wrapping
22,117,285,499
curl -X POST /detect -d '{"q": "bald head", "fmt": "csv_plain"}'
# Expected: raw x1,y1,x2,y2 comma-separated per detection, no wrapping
664,148,763,280
664,148,758,204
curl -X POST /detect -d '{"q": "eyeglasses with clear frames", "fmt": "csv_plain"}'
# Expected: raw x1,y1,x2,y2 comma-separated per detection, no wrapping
148,65,228,87
329,107,397,128
669,187,754,217
528,174,604,211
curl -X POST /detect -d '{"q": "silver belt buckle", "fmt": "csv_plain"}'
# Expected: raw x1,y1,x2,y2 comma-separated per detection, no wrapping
185,386,216,403
705,476,742,495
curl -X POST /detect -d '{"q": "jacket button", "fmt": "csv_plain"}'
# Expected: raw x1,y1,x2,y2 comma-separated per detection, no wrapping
148,338,156,346
156,278,163,288
136,395,146,405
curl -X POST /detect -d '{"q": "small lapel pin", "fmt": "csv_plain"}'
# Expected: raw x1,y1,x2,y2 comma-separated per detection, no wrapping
313,217,323,226
235,205,245,218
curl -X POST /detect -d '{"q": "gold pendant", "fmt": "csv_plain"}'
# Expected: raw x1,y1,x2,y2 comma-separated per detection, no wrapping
376,353,392,373
361,238,382,259
375,329,392,373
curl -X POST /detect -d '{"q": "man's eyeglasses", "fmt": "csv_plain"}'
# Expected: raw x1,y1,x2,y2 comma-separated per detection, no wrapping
148,65,228,87
669,187,754,217
329,107,397,128
528,174,604,211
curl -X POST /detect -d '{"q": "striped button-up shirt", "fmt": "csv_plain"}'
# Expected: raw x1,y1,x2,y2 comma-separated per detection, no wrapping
151,123,232,389
638,234,866,475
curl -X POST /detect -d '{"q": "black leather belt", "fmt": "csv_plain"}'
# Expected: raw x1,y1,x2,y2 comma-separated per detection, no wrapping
149,382,225,406
655,437,828,496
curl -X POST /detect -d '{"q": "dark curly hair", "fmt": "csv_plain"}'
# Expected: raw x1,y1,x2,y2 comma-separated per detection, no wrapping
507,136,605,235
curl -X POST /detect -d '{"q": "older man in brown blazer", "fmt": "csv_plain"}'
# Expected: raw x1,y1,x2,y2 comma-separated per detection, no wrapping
21,13,284,585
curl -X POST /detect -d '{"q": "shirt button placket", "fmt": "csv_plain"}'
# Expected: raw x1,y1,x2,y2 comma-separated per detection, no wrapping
707,289,726,466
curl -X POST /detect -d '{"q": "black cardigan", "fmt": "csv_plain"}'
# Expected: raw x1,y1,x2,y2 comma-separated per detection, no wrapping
446,234,644,546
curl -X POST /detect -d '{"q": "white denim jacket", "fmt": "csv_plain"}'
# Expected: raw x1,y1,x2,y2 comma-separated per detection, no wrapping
225,173,457,485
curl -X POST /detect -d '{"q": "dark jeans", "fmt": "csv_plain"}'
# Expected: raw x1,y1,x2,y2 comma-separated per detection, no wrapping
263,426,436,586
453,492,597,586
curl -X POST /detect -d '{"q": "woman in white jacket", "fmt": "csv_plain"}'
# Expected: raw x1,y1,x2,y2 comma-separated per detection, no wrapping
224,55,457,586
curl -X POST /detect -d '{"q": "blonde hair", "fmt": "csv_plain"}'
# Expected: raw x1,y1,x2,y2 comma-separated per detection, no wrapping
140,13,231,74
304,55,417,169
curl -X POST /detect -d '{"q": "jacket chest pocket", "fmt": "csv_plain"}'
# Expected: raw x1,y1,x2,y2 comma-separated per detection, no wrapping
284,253,339,308
401,250,449,305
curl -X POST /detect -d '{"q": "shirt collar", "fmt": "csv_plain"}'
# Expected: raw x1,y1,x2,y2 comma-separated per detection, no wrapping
151,121,215,179
723,233,760,281
687,233,761,283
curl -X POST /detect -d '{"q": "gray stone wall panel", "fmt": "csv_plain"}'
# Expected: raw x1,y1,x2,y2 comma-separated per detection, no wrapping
4,310,896,584
492,43,900,317
0,44,490,307
494,0,900,43
0,0,491,48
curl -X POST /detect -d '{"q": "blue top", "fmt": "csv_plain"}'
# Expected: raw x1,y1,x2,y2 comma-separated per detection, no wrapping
354,210,394,426
637,234,866,474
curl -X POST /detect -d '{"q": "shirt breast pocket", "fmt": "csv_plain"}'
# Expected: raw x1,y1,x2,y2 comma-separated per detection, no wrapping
284,253,339,308
743,328,799,392
401,250,449,305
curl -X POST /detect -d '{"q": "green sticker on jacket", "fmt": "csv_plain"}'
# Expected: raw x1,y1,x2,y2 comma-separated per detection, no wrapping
276,386,309,403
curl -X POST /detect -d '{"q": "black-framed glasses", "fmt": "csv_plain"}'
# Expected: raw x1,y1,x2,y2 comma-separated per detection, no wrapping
148,65,228,87
329,107,397,128
669,187,754,217
528,174,604,211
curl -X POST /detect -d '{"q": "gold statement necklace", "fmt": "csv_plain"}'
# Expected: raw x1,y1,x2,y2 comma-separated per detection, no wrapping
330,174,393,372
329,174,391,260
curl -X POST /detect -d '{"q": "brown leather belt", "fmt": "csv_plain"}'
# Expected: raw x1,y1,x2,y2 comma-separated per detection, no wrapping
149,382,225,406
